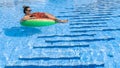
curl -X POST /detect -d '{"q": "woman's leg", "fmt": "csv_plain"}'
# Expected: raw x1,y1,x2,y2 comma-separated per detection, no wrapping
45,13,68,23
45,13,56,20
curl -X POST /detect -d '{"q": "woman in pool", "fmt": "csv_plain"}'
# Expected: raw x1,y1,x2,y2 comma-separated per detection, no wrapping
21,6,68,23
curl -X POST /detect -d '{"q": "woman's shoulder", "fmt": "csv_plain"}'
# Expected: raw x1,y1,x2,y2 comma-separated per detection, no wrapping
24,15,31,17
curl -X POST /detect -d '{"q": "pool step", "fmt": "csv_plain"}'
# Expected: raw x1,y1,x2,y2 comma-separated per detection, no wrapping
69,25,107,29
5,63,104,68
69,22,107,25
70,28,120,33
37,34,95,38
5,64,104,68
33,44,89,49
19,57,80,61
71,17,111,21
45,37,115,44
71,18,110,22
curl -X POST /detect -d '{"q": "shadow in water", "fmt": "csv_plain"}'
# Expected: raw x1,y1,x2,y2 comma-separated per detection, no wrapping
3,27,41,37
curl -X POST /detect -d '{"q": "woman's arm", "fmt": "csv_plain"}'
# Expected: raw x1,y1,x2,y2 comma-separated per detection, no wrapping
21,16,36,21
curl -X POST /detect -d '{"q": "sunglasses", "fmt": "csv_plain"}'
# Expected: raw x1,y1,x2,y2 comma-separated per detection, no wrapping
27,10,32,12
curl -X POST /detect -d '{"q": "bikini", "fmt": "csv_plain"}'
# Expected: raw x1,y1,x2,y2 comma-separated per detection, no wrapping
30,12,49,19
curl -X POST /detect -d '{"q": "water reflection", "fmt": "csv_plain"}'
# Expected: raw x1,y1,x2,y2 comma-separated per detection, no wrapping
72,0,116,16
0,0,15,7
14,0,47,7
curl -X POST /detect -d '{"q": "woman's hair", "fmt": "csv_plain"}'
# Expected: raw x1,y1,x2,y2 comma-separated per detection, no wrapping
23,5,30,14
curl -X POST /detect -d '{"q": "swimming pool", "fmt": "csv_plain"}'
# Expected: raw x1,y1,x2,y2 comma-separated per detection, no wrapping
1,0,120,68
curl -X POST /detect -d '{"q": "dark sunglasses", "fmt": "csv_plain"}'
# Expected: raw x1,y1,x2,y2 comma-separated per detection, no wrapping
27,10,32,12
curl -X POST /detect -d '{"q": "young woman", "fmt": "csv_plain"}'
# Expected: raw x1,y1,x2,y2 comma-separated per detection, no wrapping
21,6,68,23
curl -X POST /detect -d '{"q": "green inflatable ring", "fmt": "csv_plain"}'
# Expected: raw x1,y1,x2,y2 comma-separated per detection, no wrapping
20,19,56,27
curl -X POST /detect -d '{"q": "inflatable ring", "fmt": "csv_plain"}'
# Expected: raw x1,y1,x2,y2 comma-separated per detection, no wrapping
20,19,56,27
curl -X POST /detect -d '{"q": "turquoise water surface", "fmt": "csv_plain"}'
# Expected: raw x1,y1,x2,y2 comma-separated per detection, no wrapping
1,0,120,68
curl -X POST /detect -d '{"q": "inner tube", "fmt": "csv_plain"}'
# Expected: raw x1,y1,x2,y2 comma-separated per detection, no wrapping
20,19,56,27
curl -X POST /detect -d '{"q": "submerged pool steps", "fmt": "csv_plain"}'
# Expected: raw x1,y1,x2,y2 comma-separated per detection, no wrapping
5,48,105,68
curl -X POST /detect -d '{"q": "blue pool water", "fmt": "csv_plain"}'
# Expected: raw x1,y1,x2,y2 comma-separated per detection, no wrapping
1,0,120,68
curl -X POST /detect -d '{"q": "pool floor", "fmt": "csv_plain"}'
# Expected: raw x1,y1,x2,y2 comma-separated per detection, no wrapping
1,0,120,68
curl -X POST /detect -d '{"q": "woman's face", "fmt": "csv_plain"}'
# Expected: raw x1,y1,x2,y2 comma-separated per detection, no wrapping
25,8,32,14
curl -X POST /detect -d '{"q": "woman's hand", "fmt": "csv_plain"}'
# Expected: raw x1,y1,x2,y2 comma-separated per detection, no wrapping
21,16,36,21
30,17,36,19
